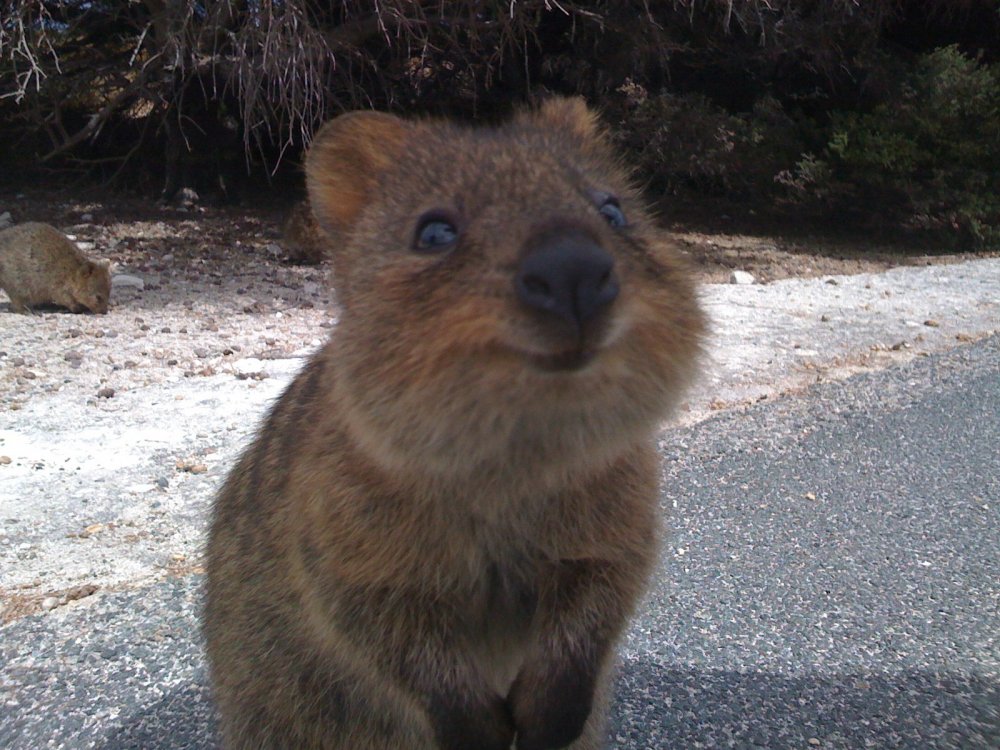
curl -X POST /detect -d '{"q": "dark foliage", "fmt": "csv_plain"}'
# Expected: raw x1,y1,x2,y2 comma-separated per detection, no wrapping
1,1,998,244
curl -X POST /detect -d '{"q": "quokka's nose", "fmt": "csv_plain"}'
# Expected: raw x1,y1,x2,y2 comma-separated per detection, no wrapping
515,233,619,328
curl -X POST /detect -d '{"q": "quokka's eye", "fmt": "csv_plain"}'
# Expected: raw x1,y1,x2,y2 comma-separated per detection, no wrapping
414,212,459,252
599,198,627,228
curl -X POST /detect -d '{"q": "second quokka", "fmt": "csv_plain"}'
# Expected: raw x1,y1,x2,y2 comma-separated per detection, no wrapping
204,97,705,750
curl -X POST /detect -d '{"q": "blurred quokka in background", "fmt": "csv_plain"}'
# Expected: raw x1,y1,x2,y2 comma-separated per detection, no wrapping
0,222,110,314
204,97,705,750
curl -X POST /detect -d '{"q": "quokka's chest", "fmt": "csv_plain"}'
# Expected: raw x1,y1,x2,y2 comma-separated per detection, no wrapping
462,560,544,693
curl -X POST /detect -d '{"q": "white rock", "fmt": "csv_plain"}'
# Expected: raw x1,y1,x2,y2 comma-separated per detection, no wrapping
175,187,199,207
0,211,12,229
75,241,95,252
730,270,756,285
41,596,60,611
80,213,94,222
233,358,264,375
112,274,145,291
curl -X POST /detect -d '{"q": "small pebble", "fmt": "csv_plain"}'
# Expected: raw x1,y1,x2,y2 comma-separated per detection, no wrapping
97,387,115,399
176,460,208,474
112,274,145,291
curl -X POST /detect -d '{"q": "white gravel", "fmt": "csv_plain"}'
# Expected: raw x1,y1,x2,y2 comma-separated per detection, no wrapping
1,256,998,617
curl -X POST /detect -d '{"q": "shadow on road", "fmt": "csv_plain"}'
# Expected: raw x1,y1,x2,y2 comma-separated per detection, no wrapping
95,658,999,749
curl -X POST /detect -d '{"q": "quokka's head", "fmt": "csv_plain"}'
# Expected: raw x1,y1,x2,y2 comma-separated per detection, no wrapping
306,98,704,478
73,258,111,314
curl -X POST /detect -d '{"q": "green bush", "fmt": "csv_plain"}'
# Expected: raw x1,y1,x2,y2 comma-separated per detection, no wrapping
804,46,1000,247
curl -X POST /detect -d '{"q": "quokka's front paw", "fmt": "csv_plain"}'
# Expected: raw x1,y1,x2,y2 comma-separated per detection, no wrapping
509,659,595,750
430,692,516,750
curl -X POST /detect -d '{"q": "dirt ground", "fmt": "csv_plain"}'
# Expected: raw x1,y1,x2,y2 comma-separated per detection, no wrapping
2,186,996,292
675,229,999,284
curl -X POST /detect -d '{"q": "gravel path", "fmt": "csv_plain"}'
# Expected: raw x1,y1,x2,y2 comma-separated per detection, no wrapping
2,257,998,607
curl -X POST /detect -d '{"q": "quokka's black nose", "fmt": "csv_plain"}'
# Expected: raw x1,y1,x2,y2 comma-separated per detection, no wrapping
515,233,619,328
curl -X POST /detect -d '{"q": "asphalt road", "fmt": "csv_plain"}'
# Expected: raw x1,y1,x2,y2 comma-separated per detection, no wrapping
2,336,998,750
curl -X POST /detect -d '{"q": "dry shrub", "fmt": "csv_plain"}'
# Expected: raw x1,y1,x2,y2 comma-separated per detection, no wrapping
0,1,569,189
1,0,997,250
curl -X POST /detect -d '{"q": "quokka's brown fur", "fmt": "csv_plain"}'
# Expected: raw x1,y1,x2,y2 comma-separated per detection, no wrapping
0,222,111,314
281,200,327,265
204,98,705,750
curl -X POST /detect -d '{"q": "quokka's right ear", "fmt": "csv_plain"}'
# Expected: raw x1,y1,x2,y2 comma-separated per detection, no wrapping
305,111,411,235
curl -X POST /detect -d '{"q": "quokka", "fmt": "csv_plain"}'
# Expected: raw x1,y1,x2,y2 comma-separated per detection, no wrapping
204,97,704,750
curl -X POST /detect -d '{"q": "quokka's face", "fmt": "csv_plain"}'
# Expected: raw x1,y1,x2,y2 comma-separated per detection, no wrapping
306,100,703,473
76,262,111,314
